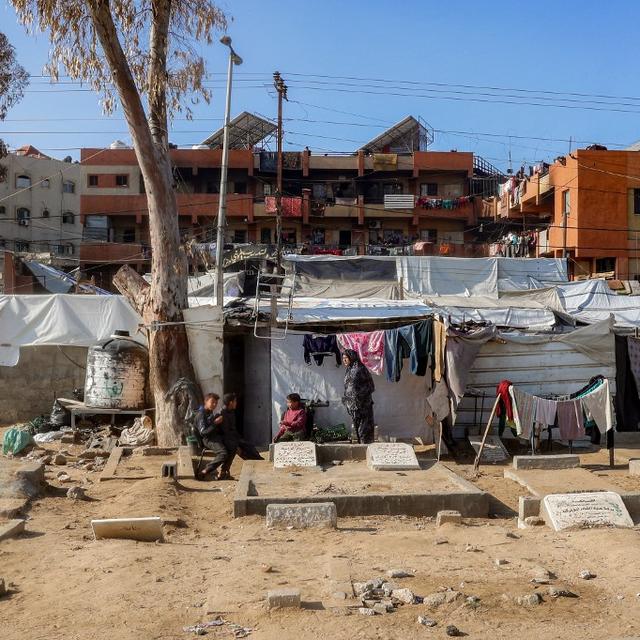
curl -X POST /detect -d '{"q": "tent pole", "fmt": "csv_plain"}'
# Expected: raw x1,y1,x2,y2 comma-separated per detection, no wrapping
473,395,501,472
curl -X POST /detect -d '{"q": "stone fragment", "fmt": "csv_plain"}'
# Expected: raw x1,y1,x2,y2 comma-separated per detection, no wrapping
266,588,301,610
466,595,481,608
260,563,273,573
524,516,545,527
358,607,377,616
266,503,337,530
83,463,95,471
446,625,463,637
332,591,347,600
66,486,87,500
517,593,542,607
465,544,480,552
434,537,448,545
628,458,640,476
495,558,509,566
386,569,412,579
0,519,26,542
53,454,67,466
579,570,596,580
548,586,579,599
391,588,416,605
417,616,437,627
423,590,461,608
436,510,462,527
373,602,392,614
506,532,521,539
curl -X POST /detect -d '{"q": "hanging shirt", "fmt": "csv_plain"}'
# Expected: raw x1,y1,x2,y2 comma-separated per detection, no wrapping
581,379,615,434
535,397,558,427
337,332,385,375
557,399,585,441
303,334,341,367
496,379,514,421
433,320,446,383
384,319,433,382
511,387,536,439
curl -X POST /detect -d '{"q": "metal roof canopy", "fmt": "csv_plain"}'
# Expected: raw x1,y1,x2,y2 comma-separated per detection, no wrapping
201,111,277,149
359,115,434,154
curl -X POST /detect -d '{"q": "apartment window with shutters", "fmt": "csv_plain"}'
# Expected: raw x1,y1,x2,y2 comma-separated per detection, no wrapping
17,207,30,225
420,183,438,197
88,174,99,187
16,241,29,252
116,174,129,187
62,211,75,224
63,180,75,194
562,189,571,216
16,174,31,189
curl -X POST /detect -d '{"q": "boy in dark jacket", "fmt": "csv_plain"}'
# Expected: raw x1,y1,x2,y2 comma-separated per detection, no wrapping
196,393,227,480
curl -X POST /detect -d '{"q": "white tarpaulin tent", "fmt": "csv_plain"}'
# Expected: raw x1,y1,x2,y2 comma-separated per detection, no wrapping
0,294,143,366
270,330,431,441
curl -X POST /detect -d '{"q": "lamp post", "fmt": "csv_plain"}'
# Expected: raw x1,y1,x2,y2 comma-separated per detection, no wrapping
215,36,243,310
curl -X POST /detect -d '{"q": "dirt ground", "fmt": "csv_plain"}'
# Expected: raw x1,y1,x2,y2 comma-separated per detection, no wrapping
2,432,640,640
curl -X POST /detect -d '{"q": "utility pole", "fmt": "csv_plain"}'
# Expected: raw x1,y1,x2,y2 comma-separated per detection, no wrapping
273,71,288,272
215,36,242,310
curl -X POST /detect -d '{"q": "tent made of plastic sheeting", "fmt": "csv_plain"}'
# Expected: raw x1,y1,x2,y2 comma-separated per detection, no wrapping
453,319,616,435
270,330,431,441
143,271,245,298
557,279,640,327
0,294,143,366
285,255,568,299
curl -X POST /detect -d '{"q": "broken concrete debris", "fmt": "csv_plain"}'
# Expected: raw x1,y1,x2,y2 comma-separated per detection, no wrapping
266,588,301,610
446,624,464,637
0,519,26,542
548,586,579,598
579,569,596,580
423,589,462,608
517,593,542,607
386,569,413,579
53,454,67,465
417,616,437,627
66,486,87,500
436,510,462,527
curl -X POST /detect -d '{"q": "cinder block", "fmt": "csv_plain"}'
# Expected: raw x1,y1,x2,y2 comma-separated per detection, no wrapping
266,588,301,610
14,462,45,488
629,459,640,476
436,510,462,527
513,455,580,470
518,496,541,521
266,502,337,529
0,519,26,542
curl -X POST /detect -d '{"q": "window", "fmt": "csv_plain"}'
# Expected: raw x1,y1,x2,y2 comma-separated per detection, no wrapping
0,238,5,248
41,178,50,188
383,183,403,195
311,228,325,245
233,229,247,243
562,189,571,215
15,241,29,252
260,228,271,244
139,174,146,194
595,257,616,274
282,230,297,245
62,211,75,224
338,230,352,246
16,174,31,189
65,243,75,255
0,205,5,216
115,174,129,187
420,183,438,197
63,180,75,194
42,208,50,218
263,183,274,197
122,228,136,243
633,188,640,215
88,174,99,187
383,229,404,245
420,229,437,242
233,182,247,195
17,207,30,225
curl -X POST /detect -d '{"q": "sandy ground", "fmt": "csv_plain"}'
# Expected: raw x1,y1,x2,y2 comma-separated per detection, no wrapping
2,433,640,640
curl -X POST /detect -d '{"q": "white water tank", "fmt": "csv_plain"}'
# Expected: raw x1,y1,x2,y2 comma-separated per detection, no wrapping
84,331,148,409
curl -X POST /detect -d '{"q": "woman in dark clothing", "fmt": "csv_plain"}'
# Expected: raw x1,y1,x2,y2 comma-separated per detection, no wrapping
341,349,376,444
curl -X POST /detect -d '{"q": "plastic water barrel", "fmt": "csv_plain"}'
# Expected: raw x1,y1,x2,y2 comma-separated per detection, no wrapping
84,330,148,409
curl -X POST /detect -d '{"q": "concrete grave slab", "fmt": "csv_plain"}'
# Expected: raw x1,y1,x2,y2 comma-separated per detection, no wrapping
629,459,640,476
0,519,25,541
513,454,580,470
266,502,337,529
504,467,622,498
91,516,164,542
273,441,317,469
366,443,420,471
542,491,634,531
267,588,301,610
469,435,509,463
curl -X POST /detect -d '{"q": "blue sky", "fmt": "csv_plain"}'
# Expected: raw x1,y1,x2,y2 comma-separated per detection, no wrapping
2,0,640,169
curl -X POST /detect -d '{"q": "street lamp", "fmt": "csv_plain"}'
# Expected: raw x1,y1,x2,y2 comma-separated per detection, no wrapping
215,36,243,310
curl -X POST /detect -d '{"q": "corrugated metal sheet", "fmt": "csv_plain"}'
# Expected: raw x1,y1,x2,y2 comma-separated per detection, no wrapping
454,339,616,435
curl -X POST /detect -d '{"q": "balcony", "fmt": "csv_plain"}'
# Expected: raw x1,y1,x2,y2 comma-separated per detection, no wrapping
498,173,553,218
80,242,149,263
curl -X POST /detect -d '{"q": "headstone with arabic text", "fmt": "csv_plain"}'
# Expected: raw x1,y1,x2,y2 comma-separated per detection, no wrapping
469,435,510,463
273,441,317,469
542,491,633,531
366,443,420,471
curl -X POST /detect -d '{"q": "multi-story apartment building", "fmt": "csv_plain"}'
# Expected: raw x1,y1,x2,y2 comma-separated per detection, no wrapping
0,146,82,290
79,113,502,289
492,145,640,280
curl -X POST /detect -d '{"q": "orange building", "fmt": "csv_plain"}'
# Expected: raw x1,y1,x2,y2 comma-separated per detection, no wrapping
79,113,502,289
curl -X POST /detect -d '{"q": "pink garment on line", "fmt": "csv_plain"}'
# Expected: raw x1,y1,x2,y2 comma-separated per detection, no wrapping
337,331,385,375
556,399,584,441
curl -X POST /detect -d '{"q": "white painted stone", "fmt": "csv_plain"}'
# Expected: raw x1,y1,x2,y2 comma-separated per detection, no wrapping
469,435,509,463
273,441,317,469
542,491,634,532
91,516,164,542
266,502,337,529
366,443,419,471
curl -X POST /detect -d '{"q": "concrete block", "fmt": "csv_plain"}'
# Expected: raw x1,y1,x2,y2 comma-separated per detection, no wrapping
513,454,580,470
0,519,26,541
266,502,337,529
177,446,195,479
266,588,301,610
629,459,640,476
91,516,164,542
161,462,177,479
518,496,541,521
14,462,45,489
436,510,462,527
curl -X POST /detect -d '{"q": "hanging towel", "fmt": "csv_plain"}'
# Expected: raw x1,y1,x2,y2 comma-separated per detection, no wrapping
303,334,341,367
581,378,615,434
433,320,446,382
337,331,385,375
496,379,514,421
535,397,558,427
557,399,585,440
511,387,536,439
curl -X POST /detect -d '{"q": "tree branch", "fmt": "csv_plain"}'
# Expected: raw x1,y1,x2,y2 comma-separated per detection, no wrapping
148,0,171,149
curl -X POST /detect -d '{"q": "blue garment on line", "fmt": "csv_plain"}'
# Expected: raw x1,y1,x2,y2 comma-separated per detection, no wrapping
385,320,432,382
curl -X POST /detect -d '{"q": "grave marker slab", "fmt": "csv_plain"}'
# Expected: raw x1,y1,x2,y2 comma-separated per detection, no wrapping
366,443,420,471
469,435,509,463
542,491,634,531
273,441,317,469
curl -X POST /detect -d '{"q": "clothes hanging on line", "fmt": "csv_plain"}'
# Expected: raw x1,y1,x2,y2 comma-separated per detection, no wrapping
535,396,557,427
511,386,536,439
303,334,341,367
496,379,514,421
580,378,615,434
556,399,585,440
384,319,433,383
337,331,385,376
433,320,446,383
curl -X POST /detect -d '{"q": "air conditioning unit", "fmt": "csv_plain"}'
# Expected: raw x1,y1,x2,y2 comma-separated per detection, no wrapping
367,220,382,229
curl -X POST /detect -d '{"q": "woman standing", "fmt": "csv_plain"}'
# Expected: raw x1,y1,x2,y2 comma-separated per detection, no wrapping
342,349,376,444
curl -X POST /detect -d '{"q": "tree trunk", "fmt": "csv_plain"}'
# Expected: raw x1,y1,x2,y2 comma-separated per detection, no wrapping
90,1,196,447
